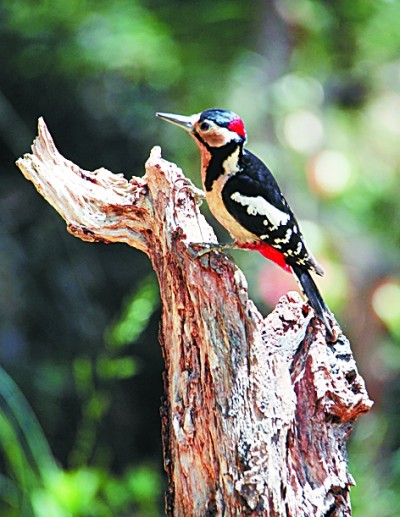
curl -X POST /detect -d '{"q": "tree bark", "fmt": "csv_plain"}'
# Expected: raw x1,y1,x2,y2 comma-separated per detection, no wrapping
16,119,373,517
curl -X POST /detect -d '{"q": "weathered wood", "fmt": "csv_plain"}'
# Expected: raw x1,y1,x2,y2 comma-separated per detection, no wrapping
16,119,373,516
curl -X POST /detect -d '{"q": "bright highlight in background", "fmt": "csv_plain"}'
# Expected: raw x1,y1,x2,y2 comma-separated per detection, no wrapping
372,279,400,337
368,92,400,136
310,150,353,197
283,110,324,154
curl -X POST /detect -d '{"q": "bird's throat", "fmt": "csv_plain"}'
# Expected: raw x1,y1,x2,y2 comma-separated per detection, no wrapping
198,141,242,192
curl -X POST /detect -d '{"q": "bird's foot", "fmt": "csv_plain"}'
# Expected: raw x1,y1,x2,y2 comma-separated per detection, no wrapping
174,178,205,205
189,241,237,259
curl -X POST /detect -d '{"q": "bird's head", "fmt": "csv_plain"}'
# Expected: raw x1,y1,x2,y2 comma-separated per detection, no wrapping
156,108,247,148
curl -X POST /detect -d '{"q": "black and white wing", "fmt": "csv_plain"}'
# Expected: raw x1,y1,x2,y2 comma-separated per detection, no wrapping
222,149,323,275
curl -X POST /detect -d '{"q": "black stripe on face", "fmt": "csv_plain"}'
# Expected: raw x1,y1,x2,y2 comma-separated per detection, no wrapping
192,130,208,148
202,141,239,192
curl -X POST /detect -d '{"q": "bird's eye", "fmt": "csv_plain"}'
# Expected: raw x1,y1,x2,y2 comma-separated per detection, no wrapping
199,121,211,132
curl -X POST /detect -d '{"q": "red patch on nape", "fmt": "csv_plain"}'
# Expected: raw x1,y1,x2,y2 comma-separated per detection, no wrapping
228,118,246,139
240,241,292,273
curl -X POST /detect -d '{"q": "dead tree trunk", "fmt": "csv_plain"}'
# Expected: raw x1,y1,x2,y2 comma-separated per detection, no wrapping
16,119,372,516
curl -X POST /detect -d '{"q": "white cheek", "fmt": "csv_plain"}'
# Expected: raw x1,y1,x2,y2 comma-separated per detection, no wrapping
207,127,242,147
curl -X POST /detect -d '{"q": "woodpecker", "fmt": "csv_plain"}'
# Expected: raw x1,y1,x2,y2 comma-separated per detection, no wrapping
156,108,333,339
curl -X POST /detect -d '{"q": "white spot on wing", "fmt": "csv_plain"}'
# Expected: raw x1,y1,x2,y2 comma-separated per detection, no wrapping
230,192,290,227
295,241,303,255
273,228,292,244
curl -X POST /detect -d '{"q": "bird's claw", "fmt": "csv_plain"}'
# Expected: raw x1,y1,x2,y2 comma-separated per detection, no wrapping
174,178,205,205
189,241,239,260
189,242,224,259
191,186,206,203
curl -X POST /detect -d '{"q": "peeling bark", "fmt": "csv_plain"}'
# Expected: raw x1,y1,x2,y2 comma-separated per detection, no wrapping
16,119,373,516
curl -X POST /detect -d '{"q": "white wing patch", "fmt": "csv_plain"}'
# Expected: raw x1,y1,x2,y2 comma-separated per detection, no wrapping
230,192,290,227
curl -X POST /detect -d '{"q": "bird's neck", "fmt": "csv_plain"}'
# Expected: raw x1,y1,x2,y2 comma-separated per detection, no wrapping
197,141,243,192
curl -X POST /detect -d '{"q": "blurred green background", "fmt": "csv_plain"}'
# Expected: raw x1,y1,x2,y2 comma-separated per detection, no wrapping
1,0,400,515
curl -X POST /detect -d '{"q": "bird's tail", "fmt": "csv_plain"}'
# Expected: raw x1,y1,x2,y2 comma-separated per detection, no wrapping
291,264,333,340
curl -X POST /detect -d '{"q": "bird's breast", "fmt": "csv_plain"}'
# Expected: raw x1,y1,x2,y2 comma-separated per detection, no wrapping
201,166,259,243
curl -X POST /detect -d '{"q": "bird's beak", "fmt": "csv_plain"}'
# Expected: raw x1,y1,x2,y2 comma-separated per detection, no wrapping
156,112,194,132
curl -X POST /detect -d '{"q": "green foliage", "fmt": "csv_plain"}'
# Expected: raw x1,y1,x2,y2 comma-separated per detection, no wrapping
69,276,159,468
29,465,162,517
349,415,400,517
105,276,159,349
0,353,162,516
3,0,179,85
0,367,58,512
0,274,161,515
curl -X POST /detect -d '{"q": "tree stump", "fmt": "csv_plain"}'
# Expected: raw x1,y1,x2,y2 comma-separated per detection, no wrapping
16,119,372,516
